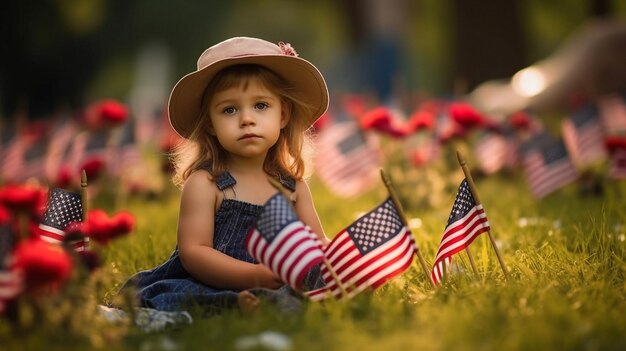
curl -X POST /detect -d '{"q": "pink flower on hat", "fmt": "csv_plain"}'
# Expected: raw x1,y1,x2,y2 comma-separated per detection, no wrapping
278,42,298,57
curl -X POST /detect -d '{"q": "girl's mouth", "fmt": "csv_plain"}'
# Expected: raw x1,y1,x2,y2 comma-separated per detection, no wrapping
239,133,260,140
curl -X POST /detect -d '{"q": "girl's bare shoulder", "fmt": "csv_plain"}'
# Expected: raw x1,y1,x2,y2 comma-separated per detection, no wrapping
181,169,219,200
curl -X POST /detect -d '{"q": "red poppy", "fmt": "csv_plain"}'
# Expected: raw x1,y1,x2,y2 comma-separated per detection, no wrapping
83,100,129,129
12,238,73,292
0,184,46,217
360,107,407,138
0,205,10,225
96,100,128,125
509,111,531,129
449,102,484,128
80,156,106,180
406,110,435,132
82,209,135,245
604,136,626,153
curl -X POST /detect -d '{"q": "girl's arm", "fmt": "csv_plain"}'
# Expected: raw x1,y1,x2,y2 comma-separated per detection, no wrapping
294,180,331,246
177,171,282,290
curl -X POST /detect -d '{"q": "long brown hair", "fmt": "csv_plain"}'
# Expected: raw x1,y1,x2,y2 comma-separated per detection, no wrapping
170,64,315,188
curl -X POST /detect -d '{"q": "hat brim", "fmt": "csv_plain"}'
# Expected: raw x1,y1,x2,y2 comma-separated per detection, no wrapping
168,55,329,138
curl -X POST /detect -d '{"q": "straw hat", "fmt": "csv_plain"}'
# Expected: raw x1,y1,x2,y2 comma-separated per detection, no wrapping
168,37,329,138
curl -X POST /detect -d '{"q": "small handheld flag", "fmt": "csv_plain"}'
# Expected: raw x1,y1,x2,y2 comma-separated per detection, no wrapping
245,193,325,291
431,179,490,285
38,188,86,251
306,197,416,301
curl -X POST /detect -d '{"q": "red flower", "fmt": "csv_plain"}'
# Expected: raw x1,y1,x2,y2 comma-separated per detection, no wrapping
360,107,407,138
0,184,46,216
82,209,135,245
449,102,484,128
406,110,435,132
509,111,531,129
84,99,129,129
605,136,626,153
80,156,106,180
278,42,298,57
96,100,128,125
12,238,73,293
0,205,10,225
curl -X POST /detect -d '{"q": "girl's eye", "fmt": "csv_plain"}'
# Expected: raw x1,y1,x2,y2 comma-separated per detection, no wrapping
223,106,236,114
255,102,269,110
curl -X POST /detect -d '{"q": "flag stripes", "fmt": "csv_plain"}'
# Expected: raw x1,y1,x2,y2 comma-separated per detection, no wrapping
245,194,325,291
430,179,491,286
523,147,578,199
561,105,607,166
305,198,415,301
307,227,415,300
246,222,324,290
431,205,489,284
314,122,380,197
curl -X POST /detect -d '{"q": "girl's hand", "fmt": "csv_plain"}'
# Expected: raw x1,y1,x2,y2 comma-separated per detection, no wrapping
254,264,283,289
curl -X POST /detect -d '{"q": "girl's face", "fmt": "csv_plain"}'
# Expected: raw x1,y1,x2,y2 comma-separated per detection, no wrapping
208,77,289,161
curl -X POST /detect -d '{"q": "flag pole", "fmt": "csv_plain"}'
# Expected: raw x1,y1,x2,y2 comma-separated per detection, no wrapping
81,169,89,249
267,177,348,299
81,169,88,222
380,169,436,287
455,150,509,279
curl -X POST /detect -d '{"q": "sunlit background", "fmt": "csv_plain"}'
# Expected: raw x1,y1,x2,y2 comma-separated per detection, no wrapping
2,0,625,121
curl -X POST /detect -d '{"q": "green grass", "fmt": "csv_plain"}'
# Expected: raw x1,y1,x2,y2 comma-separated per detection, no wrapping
2,167,626,351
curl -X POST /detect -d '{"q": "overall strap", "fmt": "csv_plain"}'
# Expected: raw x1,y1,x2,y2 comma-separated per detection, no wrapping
215,172,237,191
195,162,237,198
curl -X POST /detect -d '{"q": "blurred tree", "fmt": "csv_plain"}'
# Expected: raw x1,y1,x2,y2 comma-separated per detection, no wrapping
0,0,133,120
451,0,527,93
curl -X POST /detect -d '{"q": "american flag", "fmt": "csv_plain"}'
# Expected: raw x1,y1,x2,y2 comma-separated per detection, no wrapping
112,120,143,176
598,93,626,135
38,188,86,251
0,223,22,314
474,131,518,175
431,179,490,286
608,148,626,179
44,120,78,181
314,121,381,198
1,133,30,182
521,133,578,199
306,198,415,301
67,129,111,174
19,135,49,181
562,104,607,167
245,194,325,291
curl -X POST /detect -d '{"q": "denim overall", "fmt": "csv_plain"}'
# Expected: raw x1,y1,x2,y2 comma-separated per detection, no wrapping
121,170,323,314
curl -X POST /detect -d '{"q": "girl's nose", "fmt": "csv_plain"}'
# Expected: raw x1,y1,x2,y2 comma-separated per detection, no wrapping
240,109,256,127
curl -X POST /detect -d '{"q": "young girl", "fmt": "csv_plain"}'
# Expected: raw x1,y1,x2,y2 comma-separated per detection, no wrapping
122,37,330,314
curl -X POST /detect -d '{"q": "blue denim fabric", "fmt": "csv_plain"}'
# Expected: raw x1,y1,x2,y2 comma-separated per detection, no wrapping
121,171,323,313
